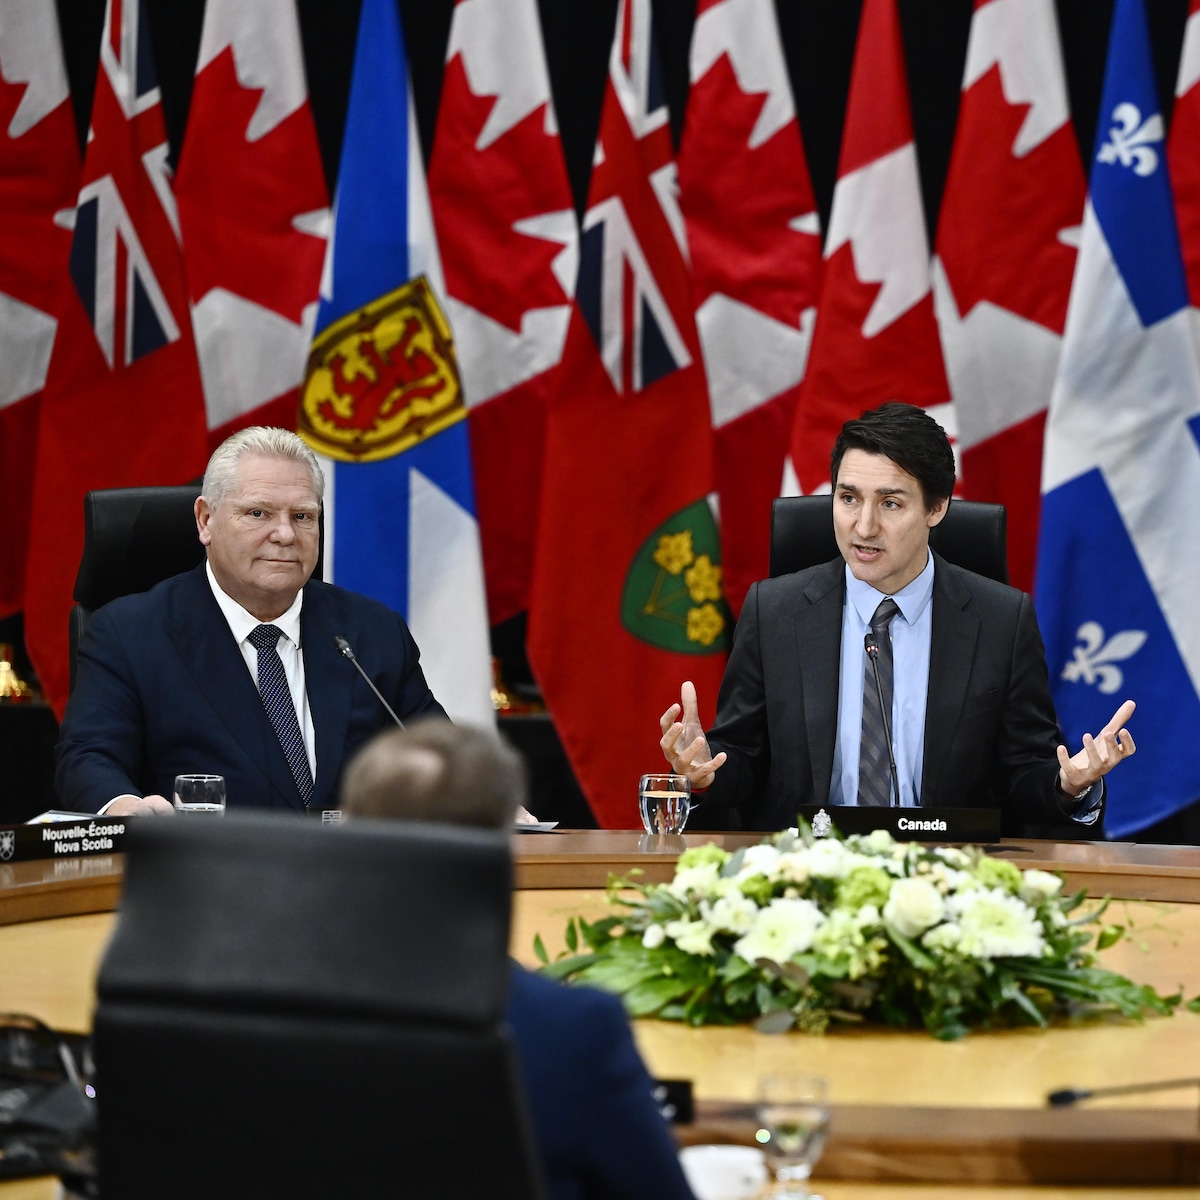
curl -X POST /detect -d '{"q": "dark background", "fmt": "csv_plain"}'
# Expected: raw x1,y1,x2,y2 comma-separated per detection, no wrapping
52,1,1190,245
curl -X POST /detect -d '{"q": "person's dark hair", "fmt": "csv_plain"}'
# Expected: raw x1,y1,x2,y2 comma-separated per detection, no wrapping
340,719,527,830
830,402,955,510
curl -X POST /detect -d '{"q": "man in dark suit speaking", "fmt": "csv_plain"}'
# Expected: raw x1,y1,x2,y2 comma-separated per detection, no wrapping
56,426,446,816
659,403,1136,832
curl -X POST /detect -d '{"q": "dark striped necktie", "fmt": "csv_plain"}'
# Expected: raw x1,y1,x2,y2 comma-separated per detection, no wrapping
248,623,314,807
858,598,900,807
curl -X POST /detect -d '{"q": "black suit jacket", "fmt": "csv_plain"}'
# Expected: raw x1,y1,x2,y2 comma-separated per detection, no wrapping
699,554,1093,831
56,565,446,812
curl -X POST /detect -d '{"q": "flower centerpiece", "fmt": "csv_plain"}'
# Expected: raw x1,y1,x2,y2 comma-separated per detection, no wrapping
536,827,1180,1040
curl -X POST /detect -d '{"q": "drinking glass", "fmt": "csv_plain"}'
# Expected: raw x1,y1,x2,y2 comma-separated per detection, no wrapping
638,773,690,834
173,774,226,816
755,1073,829,1198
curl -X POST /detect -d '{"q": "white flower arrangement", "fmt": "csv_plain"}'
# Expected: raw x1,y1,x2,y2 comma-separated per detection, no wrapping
536,825,1180,1039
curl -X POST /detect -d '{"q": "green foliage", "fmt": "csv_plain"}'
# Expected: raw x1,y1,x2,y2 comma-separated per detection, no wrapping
533,828,1180,1040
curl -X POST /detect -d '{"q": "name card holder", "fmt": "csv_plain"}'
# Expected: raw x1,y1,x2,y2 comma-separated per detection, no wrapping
0,817,128,863
796,805,1001,844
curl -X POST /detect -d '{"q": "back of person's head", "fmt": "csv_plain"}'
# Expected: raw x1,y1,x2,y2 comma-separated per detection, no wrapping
202,425,326,507
340,719,527,830
830,402,956,510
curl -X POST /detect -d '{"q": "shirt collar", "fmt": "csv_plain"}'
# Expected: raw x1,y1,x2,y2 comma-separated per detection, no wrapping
205,560,305,649
844,549,936,628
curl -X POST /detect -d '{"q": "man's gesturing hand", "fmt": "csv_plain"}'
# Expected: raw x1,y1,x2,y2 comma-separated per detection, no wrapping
659,680,726,789
1057,698,1136,797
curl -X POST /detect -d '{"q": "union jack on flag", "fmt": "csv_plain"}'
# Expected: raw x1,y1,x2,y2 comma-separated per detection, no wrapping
575,0,692,395
67,0,182,371
69,176,181,370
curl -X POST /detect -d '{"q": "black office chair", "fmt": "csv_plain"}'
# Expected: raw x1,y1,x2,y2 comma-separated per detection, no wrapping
769,495,1010,583
69,485,204,692
95,814,545,1199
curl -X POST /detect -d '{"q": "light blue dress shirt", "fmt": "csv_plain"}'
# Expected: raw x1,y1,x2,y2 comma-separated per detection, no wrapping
830,552,936,807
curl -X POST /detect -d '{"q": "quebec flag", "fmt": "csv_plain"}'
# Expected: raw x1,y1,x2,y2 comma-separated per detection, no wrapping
1037,0,1200,837
307,0,494,728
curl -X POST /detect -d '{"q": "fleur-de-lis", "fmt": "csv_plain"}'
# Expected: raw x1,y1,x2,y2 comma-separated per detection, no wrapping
1061,621,1147,694
1097,102,1164,177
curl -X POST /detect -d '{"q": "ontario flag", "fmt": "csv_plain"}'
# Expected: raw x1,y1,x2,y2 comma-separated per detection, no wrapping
1170,0,1200,308
528,0,727,829
789,0,951,493
933,0,1084,594
301,0,493,728
677,0,821,615
176,0,329,447
25,0,208,716
0,4,79,616
1037,0,1200,837
427,0,577,625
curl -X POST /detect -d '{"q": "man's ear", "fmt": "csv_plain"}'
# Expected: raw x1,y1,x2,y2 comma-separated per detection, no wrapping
925,497,949,529
195,497,213,546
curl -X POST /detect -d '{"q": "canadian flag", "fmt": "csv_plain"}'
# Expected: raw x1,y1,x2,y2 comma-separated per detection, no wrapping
789,0,950,494
175,0,329,446
1170,0,1200,307
0,5,79,616
677,0,821,614
933,0,1084,593
427,0,577,625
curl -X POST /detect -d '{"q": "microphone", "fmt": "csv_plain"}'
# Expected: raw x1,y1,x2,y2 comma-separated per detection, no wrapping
1048,1077,1200,1106
864,632,901,806
334,635,405,729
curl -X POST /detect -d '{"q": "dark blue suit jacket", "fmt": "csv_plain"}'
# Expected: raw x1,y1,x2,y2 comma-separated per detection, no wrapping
507,967,695,1200
56,565,445,812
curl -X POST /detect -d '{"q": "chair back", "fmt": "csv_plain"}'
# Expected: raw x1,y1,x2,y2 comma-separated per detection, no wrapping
769,495,1009,584
69,485,204,692
95,814,545,1199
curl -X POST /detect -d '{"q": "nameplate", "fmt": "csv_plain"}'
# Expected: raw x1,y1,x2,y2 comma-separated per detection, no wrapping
0,818,128,863
797,805,1002,844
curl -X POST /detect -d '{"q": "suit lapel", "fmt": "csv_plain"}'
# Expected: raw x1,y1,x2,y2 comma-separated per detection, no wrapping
167,567,303,809
797,562,844,806
923,557,979,806
301,583,355,807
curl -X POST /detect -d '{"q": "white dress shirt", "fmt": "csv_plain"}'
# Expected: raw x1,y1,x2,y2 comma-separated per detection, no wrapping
829,551,935,807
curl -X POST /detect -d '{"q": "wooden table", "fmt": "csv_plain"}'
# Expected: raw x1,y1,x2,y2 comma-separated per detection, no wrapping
3,832,1199,1191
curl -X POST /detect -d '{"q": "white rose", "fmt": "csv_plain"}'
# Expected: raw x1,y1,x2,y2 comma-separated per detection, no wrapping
883,877,946,939
668,862,723,900
701,891,758,935
736,844,782,881
642,924,666,950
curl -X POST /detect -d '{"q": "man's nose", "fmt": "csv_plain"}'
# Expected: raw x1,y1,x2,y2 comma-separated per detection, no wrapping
268,515,297,542
855,504,879,537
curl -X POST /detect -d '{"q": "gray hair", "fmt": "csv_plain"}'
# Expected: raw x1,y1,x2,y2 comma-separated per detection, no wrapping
340,719,527,830
201,426,325,507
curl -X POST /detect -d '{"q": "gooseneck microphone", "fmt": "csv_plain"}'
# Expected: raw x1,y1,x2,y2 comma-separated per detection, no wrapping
864,632,901,807
1048,1077,1200,1106
334,635,405,729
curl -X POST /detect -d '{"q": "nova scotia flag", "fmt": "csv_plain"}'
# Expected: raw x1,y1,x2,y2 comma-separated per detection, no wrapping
1037,0,1200,837
307,0,493,727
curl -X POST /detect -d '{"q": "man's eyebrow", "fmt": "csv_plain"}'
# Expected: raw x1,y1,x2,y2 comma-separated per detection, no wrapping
835,482,912,496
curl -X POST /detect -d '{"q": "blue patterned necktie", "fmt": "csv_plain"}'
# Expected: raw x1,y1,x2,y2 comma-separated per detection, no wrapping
858,598,900,807
248,624,314,807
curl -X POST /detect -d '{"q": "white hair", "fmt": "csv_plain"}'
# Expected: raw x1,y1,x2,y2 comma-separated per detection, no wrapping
201,427,325,507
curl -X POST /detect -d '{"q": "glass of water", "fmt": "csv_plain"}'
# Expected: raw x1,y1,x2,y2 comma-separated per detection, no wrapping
173,774,226,816
638,773,690,834
755,1073,829,1198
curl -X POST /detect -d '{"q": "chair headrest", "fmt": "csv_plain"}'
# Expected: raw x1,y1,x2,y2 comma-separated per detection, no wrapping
73,486,205,607
98,814,514,1025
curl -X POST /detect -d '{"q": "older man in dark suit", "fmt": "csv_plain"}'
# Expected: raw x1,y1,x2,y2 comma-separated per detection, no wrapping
56,426,446,815
660,403,1136,831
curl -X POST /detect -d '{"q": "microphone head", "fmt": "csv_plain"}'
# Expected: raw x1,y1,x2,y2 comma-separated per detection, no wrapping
864,633,879,656
1047,1088,1090,1107
333,635,354,660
